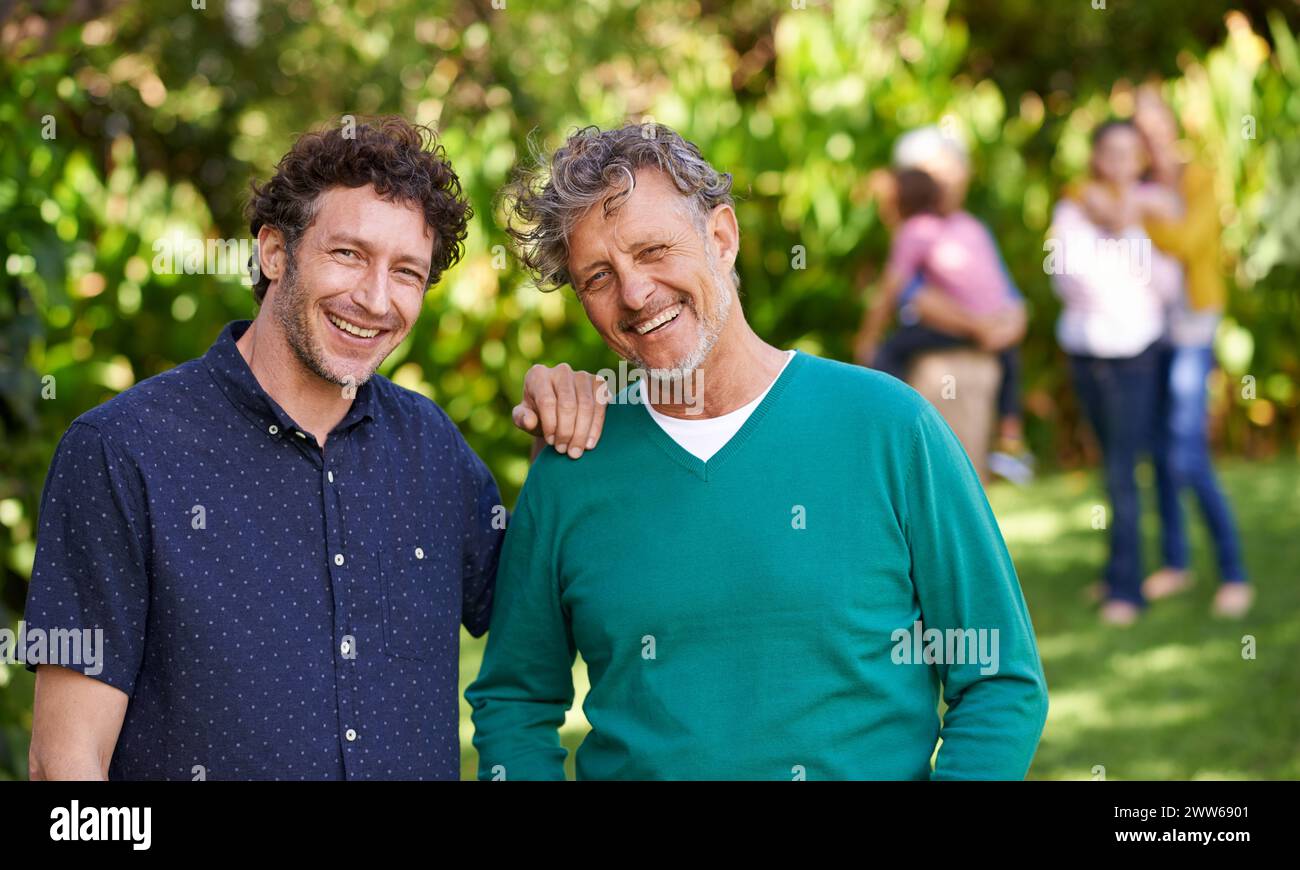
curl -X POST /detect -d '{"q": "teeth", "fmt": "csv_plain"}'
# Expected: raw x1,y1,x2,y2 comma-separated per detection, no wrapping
635,304,682,335
328,314,379,339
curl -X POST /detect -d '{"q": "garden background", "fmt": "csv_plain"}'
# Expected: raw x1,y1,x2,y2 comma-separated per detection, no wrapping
2,0,1299,780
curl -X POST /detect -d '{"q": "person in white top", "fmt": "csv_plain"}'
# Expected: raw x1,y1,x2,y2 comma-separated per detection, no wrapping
1050,195,1181,359
1048,119,1182,627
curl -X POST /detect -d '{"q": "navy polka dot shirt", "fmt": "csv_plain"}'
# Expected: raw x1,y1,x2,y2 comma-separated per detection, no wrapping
24,320,504,780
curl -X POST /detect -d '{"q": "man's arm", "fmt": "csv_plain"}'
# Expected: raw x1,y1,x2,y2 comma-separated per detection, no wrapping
901,403,1049,779
463,363,604,650
29,666,129,780
465,492,575,781
23,422,151,780
459,438,505,638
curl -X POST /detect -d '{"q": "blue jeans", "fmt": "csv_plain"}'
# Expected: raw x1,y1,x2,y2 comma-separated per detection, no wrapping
1068,343,1161,606
1152,343,1247,584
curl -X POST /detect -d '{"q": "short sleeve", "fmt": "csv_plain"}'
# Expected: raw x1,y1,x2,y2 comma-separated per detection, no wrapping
465,490,575,781
22,422,151,697
458,438,505,637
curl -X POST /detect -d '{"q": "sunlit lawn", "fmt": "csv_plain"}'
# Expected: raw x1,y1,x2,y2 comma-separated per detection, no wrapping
458,457,1300,780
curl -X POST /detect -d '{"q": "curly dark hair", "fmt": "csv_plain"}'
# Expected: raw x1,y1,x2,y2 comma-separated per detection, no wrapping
245,116,471,304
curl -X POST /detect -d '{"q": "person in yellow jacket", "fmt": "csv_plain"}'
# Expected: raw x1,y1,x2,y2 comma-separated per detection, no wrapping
1134,85,1252,618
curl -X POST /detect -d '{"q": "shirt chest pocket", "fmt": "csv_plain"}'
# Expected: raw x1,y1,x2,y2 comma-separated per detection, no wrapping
381,541,458,662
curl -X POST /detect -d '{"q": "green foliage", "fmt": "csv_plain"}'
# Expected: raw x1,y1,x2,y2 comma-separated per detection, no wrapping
2,0,1299,780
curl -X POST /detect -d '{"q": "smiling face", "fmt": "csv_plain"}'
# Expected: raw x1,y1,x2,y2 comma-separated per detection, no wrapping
263,184,433,388
566,169,739,377
1091,125,1148,188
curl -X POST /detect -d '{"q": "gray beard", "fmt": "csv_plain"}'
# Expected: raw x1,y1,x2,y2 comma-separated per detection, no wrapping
633,265,734,383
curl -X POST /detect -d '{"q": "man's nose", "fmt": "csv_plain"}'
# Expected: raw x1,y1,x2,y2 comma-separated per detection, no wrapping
351,263,393,320
618,268,655,311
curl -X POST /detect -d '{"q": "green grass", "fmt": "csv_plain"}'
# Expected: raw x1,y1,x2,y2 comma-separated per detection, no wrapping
458,457,1300,780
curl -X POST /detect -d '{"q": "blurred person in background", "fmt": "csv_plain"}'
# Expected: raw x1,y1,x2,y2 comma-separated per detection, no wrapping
1130,84,1252,619
855,126,1034,484
1050,119,1182,626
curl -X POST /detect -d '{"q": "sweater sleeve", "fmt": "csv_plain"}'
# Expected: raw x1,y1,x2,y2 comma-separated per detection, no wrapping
465,489,576,781
1144,164,1217,259
901,402,1049,780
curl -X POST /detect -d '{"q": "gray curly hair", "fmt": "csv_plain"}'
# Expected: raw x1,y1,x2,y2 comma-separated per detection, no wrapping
502,123,736,291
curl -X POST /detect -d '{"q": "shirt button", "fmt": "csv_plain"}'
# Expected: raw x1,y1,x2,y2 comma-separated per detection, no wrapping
340,639,351,655
415,547,424,560
327,471,334,483
268,424,279,435
334,553,345,566
345,729,357,742
295,430,306,439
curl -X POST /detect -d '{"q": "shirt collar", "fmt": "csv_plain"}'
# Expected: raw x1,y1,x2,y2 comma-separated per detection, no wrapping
203,320,378,442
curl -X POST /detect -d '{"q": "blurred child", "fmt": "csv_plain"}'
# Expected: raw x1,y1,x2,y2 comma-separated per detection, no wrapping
855,166,1033,482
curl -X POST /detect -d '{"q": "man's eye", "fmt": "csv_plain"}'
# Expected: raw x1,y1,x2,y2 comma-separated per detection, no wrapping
641,245,666,258
334,249,358,259
585,271,611,291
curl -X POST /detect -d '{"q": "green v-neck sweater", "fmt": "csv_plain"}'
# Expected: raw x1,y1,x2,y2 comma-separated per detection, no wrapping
467,352,1048,780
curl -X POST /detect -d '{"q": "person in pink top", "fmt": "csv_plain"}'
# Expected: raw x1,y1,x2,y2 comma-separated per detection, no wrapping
855,163,1031,482
885,169,1017,317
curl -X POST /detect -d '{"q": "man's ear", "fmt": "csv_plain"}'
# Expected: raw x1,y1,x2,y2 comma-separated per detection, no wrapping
706,203,740,274
257,225,288,286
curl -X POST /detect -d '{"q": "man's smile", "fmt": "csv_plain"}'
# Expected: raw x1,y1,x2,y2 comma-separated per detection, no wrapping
629,302,684,336
324,310,385,342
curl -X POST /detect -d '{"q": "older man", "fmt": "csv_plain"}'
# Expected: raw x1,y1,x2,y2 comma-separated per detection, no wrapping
25,116,602,780
467,123,1049,780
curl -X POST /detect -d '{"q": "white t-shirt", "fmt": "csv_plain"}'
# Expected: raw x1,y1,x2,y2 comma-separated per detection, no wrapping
641,350,796,462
